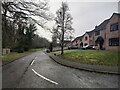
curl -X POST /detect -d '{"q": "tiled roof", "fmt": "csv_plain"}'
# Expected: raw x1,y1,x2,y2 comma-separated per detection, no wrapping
72,35,83,42
94,19,109,31
86,30,94,37
64,40,71,43
113,13,120,17
94,13,120,32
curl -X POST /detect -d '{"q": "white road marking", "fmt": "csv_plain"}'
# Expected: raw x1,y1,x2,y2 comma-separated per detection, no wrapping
31,56,37,66
32,69,58,85
31,60,35,65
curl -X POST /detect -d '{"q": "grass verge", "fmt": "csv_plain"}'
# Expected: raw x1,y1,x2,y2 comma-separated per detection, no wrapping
2,48,43,65
51,50,119,66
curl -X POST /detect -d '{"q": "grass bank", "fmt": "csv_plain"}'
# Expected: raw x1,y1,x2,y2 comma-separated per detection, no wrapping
51,50,119,66
2,48,43,65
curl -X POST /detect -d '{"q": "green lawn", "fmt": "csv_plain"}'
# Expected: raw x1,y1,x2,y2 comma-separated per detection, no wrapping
52,50,119,66
51,49,80,55
2,48,43,64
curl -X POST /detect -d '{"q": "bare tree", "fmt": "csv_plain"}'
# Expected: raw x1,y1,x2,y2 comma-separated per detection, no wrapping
54,2,74,54
52,26,57,47
2,0,53,48
2,0,52,27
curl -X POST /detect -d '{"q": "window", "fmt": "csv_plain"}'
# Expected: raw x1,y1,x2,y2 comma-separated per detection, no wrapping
95,31,100,36
110,23,119,31
80,38,82,41
104,33,106,39
85,36,88,41
109,38,119,46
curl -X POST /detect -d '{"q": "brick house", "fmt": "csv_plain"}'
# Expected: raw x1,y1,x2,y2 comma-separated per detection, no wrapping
72,13,120,51
82,33,89,46
72,36,83,48
82,30,94,47
71,30,94,48
93,19,109,49
64,40,71,47
105,13,120,51
93,13,120,51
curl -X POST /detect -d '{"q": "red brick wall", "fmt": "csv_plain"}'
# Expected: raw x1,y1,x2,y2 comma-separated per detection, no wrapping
105,14,120,51
82,33,90,46
92,14,120,51
93,29,106,49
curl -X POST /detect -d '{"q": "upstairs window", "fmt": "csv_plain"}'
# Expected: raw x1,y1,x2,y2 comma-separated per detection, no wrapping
85,36,88,41
95,31,100,36
110,23,119,31
109,38,119,46
80,38,82,41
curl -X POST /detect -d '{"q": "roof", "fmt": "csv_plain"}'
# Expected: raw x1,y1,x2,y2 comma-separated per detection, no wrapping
94,19,109,32
86,30,94,37
112,13,120,18
64,40,71,43
72,35,83,42
94,13,120,32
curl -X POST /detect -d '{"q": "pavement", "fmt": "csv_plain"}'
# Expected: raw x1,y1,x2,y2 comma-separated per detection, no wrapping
45,52,119,75
2,51,119,88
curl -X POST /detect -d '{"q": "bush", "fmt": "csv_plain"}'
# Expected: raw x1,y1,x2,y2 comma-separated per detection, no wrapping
12,46,24,53
24,46,29,51
17,48,24,53
101,48,106,50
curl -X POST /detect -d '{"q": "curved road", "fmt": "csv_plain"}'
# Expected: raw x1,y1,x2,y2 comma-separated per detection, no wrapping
3,51,118,88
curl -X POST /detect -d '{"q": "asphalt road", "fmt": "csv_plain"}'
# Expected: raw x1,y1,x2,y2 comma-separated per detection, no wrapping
3,51,119,88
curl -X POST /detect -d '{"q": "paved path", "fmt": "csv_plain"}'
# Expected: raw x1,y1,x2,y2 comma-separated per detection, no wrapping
3,51,119,88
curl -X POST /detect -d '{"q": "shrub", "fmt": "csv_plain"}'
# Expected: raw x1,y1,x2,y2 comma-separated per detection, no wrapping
24,46,29,51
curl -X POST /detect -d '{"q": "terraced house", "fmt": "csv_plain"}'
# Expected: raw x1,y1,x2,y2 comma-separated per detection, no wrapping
72,13,120,51
72,36,83,47
82,30,94,47
105,13,120,51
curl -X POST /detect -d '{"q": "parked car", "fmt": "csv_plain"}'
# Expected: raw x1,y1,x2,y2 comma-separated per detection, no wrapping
82,45,95,50
45,49,50,53
68,45,78,49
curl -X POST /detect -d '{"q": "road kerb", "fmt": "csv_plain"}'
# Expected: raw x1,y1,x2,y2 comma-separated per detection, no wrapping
45,52,119,75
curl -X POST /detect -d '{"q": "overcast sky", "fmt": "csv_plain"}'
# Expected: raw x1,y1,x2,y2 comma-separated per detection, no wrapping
36,0,119,41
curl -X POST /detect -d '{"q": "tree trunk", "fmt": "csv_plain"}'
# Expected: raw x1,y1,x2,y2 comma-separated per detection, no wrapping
61,5,65,55
3,9,8,48
61,31,64,55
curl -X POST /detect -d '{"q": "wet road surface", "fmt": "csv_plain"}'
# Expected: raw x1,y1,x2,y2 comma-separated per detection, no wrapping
3,51,119,88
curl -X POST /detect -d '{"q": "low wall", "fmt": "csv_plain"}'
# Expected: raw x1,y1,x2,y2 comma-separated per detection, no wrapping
2,48,10,55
